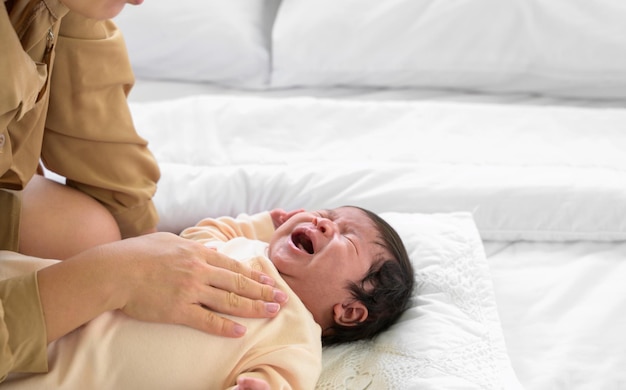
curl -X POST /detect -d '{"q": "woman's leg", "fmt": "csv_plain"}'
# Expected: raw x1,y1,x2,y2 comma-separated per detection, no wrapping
19,175,122,259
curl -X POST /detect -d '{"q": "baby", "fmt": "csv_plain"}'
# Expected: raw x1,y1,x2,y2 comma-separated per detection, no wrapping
3,206,413,390
182,206,414,347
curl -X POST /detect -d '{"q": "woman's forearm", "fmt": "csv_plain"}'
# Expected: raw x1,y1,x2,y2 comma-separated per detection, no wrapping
37,245,123,343
37,233,288,344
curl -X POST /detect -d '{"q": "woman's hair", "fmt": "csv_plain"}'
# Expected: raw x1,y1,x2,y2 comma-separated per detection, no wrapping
322,207,415,346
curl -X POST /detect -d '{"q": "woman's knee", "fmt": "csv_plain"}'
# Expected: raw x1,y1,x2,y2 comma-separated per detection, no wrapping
19,175,122,259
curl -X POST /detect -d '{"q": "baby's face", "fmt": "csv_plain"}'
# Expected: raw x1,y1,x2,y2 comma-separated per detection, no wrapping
268,207,383,328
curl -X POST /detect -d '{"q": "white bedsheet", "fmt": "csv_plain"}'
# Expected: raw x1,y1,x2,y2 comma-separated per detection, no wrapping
486,241,626,390
129,79,626,108
126,84,626,390
130,95,626,241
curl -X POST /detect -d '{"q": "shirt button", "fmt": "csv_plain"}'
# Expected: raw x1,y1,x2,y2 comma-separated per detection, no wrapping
0,134,5,149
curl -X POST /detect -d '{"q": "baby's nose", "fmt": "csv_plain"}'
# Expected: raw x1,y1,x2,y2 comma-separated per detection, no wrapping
314,217,335,236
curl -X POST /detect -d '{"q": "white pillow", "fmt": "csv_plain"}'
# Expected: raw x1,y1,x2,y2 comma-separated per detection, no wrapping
272,0,626,99
317,212,522,389
114,0,280,88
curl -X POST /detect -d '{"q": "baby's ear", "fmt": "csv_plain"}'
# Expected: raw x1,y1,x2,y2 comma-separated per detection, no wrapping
333,301,368,326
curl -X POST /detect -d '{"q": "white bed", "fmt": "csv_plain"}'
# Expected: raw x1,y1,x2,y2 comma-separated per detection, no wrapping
110,1,626,389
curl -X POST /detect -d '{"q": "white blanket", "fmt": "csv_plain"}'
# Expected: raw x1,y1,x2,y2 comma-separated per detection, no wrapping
131,95,626,242
486,240,626,390
127,94,626,389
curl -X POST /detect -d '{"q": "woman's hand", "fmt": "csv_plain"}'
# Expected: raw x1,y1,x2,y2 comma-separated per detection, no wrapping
37,233,288,343
117,233,288,336
234,377,270,390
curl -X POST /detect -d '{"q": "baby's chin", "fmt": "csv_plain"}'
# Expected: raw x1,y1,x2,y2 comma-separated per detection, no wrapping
266,240,298,276
266,241,282,270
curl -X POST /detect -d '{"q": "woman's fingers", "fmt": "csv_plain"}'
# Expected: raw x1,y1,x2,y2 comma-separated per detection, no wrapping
201,249,274,286
177,284,284,337
198,262,288,314
182,304,248,338
109,233,290,338
196,282,284,319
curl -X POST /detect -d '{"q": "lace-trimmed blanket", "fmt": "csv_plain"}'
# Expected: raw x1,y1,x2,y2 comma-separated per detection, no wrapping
317,212,523,390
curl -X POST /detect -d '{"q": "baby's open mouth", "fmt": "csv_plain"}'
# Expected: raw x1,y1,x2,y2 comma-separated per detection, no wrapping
291,232,314,254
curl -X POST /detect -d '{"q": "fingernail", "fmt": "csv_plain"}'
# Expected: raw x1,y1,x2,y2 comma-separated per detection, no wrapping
265,302,280,314
259,275,275,286
273,289,288,303
233,324,247,336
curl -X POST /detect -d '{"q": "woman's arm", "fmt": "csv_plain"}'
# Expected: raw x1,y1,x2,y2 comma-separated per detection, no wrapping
37,233,287,343
44,13,160,238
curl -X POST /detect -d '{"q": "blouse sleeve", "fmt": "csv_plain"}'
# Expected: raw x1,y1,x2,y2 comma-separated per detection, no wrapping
41,12,160,238
0,272,48,382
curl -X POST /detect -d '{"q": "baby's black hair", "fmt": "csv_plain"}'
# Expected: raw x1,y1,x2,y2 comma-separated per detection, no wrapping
322,207,414,346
